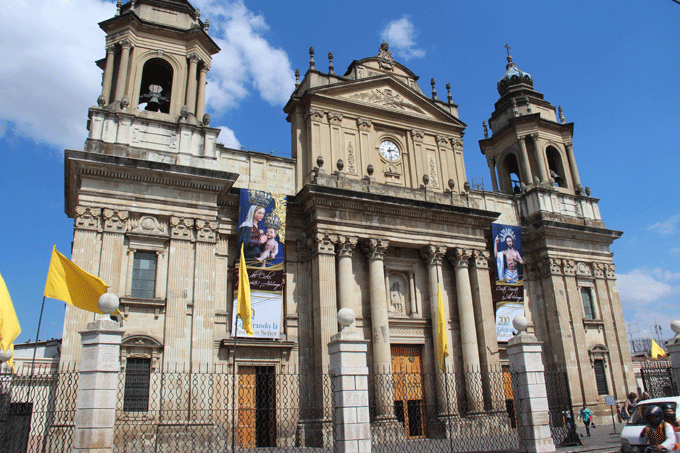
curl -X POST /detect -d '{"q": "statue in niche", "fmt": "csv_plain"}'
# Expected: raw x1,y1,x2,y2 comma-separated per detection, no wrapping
389,280,406,315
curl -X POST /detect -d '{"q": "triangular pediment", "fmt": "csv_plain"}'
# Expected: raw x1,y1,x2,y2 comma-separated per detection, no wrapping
306,76,465,128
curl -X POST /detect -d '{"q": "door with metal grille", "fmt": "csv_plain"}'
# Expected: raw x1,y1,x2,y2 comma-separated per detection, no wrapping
391,345,425,439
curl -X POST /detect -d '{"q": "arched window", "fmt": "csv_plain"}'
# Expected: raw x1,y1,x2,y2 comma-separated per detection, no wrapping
503,153,522,194
138,58,173,113
546,146,567,188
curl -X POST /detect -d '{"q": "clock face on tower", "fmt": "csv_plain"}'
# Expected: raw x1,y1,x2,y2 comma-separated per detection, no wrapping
379,140,400,162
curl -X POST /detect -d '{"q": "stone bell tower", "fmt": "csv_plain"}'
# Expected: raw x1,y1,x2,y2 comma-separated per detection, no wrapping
479,49,583,196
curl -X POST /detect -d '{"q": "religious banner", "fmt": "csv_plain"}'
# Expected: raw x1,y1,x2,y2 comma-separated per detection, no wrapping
232,188,286,338
492,223,524,342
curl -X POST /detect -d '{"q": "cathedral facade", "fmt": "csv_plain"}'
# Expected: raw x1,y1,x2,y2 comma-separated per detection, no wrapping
60,0,634,425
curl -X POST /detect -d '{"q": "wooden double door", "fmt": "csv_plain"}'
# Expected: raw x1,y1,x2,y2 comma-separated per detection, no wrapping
391,345,426,438
238,366,276,447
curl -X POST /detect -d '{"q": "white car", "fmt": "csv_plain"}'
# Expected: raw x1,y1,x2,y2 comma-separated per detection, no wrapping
620,396,680,453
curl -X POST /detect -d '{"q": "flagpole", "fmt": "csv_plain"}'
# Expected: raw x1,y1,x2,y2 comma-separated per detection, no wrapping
27,295,46,399
435,269,453,450
231,312,239,452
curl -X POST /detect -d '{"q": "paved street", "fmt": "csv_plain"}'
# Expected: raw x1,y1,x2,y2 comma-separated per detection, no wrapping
557,420,625,453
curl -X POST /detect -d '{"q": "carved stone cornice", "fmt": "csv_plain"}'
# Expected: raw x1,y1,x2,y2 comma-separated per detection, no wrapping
356,118,372,130
310,232,337,256
471,249,491,269
562,259,576,276
327,111,343,125
411,129,425,142
336,235,358,257
103,209,129,233
363,238,389,261
196,219,218,243
538,257,563,277
75,206,101,231
420,245,447,267
170,217,194,241
305,108,325,122
449,248,473,268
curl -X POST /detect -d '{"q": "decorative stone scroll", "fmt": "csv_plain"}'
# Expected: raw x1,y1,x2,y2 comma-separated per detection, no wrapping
305,108,325,122
356,118,372,131
364,238,389,261
411,129,425,142
328,111,343,125
336,235,358,257
75,206,101,231
196,219,218,243
103,209,129,233
311,232,337,256
170,217,194,240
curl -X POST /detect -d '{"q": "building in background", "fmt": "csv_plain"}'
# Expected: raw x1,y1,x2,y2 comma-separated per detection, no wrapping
59,0,634,431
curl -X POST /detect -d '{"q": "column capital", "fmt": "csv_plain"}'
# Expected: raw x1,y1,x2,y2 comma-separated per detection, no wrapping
363,238,388,261
119,38,133,50
538,256,563,277
356,118,372,130
449,248,473,268
336,235,358,257
529,132,539,141
411,129,425,142
306,108,326,122
517,135,527,144
195,219,218,243
105,44,115,54
103,208,128,233
200,63,211,73
419,245,447,267
310,232,337,256
170,216,195,241
471,249,491,269
451,138,464,149
188,53,200,64
565,140,574,150
75,206,101,231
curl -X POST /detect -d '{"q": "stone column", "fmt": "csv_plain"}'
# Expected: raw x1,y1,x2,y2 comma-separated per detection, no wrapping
185,53,199,115
114,39,132,103
336,236,358,326
311,233,338,374
450,248,483,412
73,320,123,453
101,44,115,105
420,245,455,415
529,134,548,185
364,239,394,418
486,156,499,192
667,324,680,393
192,220,218,369
196,63,209,120
517,136,533,186
329,309,371,453
469,249,503,410
565,141,583,192
506,318,556,453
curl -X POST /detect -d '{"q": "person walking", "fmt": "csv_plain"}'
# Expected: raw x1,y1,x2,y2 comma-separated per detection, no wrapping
580,403,594,437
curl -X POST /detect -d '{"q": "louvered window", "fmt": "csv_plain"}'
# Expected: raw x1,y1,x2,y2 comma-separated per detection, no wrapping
594,359,608,395
123,358,151,412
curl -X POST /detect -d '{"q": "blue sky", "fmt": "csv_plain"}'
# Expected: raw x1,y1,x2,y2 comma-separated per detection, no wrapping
1,0,678,346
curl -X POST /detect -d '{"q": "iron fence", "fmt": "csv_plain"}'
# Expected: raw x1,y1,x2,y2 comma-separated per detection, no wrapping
0,364,79,453
543,369,574,446
641,360,678,399
369,367,524,452
114,365,334,453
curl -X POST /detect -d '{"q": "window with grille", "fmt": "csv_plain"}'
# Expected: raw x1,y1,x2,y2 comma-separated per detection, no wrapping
131,251,157,299
593,359,609,395
123,358,151,412
581,287,596,320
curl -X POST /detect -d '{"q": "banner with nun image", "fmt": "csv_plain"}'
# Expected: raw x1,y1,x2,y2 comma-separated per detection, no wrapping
232,188,286,338
492,223,524,342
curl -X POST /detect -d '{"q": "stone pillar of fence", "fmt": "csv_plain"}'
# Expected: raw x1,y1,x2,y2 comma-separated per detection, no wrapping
329,308,371,453
73,319,123,453
507,316,556,453
666,321,680,392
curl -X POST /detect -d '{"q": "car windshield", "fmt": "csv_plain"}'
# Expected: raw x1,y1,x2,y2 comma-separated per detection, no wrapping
629,402,677,426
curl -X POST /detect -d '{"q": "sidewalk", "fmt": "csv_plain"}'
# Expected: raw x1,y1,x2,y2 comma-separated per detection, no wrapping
556,420,624,453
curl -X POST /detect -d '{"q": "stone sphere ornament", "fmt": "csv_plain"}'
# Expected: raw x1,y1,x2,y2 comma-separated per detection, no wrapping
512,315,528,333
0,349,12,363
98,291,120,315
671,320,680,337
337,308,355,330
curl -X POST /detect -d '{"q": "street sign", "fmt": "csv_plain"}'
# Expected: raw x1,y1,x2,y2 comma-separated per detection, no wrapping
605,396,615,406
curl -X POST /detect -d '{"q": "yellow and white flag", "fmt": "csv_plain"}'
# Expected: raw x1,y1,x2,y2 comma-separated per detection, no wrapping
436,283,449,371
651,339,667,359
0,272,21,370
237,245,253,336
44,246,122,317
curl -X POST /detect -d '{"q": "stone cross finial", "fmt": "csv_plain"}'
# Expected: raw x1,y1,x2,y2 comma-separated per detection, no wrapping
309,47,315,70
504,43,511,56
328,51,334,74
431,78,437,100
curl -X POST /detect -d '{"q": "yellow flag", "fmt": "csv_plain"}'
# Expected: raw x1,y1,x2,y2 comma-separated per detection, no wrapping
436,283,449,371
651,339,667,359
237,245,253,336
0,271,21,356
6,343,15,372
44,247,122,317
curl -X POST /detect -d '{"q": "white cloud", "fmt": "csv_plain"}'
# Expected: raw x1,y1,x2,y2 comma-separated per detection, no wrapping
648,214,680,235
617,268,676,305
671,248,680,256
217,126,240,149
380,16,425,61
0,0,294,151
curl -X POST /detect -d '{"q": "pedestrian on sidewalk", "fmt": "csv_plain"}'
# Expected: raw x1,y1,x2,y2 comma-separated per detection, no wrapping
580,402,593,437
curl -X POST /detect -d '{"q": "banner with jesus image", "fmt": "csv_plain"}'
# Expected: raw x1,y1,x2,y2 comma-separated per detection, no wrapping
491,223,524,342
233,188,286,338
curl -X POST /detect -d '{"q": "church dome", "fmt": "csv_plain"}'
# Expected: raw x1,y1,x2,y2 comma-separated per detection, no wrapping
497,55,533,95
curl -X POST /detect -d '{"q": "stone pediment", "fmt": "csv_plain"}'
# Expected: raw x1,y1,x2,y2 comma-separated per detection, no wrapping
310,77,464,127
